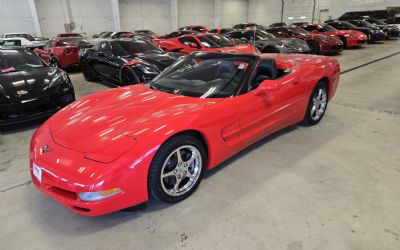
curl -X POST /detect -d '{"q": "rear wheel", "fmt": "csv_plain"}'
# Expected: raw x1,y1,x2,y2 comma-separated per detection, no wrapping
303,81,328,125
80,60,97,81
148,135,207,203
339,36,347,48
307,40,320,54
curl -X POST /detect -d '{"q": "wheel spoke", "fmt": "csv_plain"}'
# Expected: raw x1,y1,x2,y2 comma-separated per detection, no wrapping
175,149,183,164
185,150,197,167
173,177,182,193
161,170,176,179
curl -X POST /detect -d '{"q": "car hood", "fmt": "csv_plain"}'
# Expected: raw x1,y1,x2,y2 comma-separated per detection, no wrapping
0,66,65,103
49,84,221,161
134,53,179,71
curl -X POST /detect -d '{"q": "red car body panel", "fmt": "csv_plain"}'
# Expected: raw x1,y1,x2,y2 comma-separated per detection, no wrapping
33,38,81,69
30,53,340,216
301,24,367,48
153,34,256,54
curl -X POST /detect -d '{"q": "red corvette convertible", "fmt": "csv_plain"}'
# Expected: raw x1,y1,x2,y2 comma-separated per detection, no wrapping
34,37,91,69
300,24,367,48
153,33,256,54
30,52,340,216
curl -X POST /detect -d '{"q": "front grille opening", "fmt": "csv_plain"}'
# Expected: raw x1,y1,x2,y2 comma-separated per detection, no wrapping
72,206,91,213
46,186,77,200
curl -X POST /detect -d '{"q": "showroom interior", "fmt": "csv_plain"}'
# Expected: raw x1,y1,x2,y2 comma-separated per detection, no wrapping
1,0,400,249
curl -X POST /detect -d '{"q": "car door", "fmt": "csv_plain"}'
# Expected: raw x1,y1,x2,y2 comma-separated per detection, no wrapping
236,60,306,148
92,42,118,80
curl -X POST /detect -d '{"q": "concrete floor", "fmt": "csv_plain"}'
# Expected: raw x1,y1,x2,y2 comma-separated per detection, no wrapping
1,39,400,249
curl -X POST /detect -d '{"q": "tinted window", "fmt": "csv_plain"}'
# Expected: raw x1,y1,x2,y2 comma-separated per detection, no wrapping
59,33,82,37
198,35,233,48
110,40,163,56
43,40,53,49
56,38,90,47
0,49,44,73
178,37,201,48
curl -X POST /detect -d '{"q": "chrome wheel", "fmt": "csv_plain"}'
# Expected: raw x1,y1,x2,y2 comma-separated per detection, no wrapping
310,88,327,121
160,145,202,197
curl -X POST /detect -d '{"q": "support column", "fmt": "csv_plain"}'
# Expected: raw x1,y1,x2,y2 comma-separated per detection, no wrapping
111,0,120,31
28,0,42,36
170,0,178,31
214,0,221,28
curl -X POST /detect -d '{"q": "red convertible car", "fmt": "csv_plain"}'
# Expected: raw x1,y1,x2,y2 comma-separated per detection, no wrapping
30,52,340,216
266,26,343,54
34,37,91,69
300,24,367,48
153,33,256,54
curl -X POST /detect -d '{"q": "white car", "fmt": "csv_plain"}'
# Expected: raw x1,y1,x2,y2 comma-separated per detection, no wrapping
0,33,47,49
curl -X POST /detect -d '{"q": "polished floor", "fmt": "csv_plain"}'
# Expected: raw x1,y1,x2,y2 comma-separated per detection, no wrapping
1,39,400,249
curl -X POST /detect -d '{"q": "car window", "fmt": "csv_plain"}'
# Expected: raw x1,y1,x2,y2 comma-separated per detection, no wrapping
99,42,112,56
43,41,52,49
0,40,22,46
0,49,45,72
178,37,201,48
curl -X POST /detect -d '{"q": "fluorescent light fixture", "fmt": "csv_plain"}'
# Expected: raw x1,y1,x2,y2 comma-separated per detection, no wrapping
288,17,294,20
300,16,306,19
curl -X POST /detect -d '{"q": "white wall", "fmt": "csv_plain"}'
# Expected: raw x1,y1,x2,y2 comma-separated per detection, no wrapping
36,0,114,38
0,0,37,35
178,0,215,28
120,0,172,35
220,0,248,28
248,0,282,27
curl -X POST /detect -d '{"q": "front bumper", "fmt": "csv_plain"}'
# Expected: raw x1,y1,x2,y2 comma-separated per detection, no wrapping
30,125,151,216
0,91,75,126
320,43,343,54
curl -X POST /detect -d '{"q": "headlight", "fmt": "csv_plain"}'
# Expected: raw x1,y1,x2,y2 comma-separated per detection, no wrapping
136,64,159,74
79,188,122,201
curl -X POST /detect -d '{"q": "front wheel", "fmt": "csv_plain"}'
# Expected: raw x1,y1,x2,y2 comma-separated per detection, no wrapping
81,60,97,81
303,81,328,125
307,41,320,54
148,135,207,203
120,67,140,86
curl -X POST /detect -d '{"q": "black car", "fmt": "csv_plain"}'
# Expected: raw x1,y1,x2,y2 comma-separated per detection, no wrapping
225,29,310,53
0,47,75,126
326,21,385,42
233,23,263,29
268,22,287,28
79,39,182,86
360,18,400,38
338,10,390,22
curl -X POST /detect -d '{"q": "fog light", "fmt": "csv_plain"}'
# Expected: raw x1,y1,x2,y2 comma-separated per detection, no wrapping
79,188,122,201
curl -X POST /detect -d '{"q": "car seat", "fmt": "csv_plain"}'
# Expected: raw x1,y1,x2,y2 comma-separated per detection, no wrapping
253,59,277,88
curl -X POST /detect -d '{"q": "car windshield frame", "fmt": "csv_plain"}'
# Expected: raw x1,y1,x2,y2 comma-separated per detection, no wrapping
0,49,45,73
110,40,163,56
289,27,309,36
147,52,258,98
340,22,360,29
320,24,337,32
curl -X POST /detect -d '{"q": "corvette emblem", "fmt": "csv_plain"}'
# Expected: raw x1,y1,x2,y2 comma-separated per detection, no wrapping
17,90,28,95
40,145,52,154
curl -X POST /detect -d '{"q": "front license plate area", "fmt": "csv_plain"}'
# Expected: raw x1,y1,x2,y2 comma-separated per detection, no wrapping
33,163,42,183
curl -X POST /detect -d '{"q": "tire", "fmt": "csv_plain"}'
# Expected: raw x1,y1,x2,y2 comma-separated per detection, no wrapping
262,46,280,53
148,134,207,203
303,81,328,125
80,59,97,81
120,67,140,86
338,36,347,48
307,40,320,54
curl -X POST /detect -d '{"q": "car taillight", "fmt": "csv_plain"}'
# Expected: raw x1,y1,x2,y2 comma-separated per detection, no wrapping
64,48,71,55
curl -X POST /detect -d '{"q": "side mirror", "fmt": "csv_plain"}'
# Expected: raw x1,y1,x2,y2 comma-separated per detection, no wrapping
187,42,198,48
254,80,281,95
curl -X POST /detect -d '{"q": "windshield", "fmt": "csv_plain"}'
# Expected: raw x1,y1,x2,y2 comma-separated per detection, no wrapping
320,25,337,31
111,40,163,56
0,49,44,73
252,30,275,40
99,32,113,38
5,34,35,41
358,20,373,26
198,35,233,48
341,22,359,29
148,53,255,98
290,27,309,35
56,38,91,47
368,19,387,25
